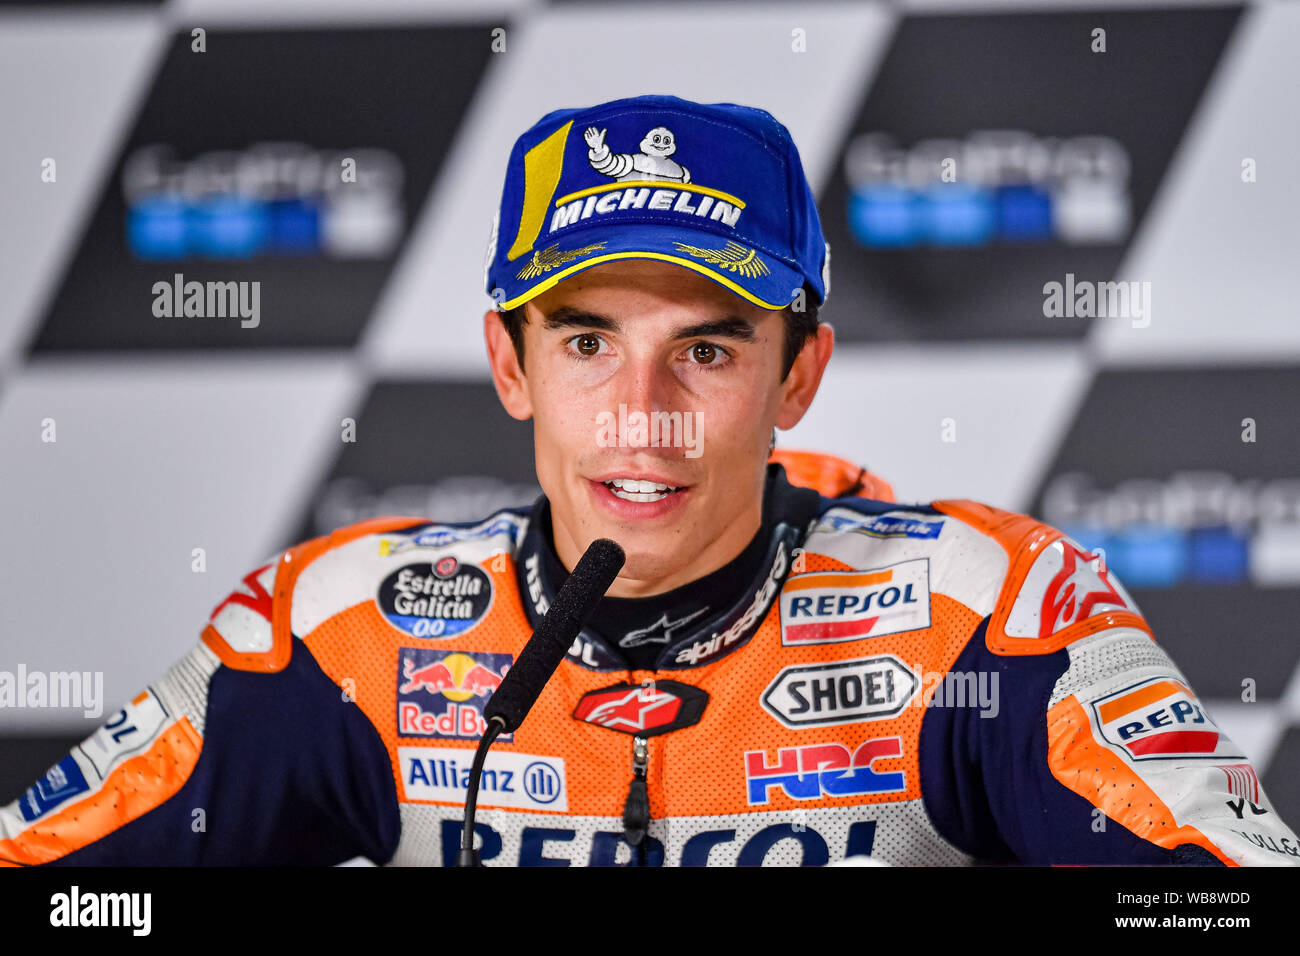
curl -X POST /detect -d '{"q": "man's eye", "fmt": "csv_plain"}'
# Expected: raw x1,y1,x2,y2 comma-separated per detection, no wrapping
570,334,603,357
689,343,726,366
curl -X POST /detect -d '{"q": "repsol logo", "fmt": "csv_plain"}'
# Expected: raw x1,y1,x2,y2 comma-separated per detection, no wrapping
439,819,877,867
780,560,931,647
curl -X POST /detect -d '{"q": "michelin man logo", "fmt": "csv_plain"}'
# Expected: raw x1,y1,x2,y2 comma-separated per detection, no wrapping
585,126,691,183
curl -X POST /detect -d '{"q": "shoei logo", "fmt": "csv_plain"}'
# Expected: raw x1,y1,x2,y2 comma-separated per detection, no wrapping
745,739,907,805
376,561,493,639
761,656,919,728
1089,676,1244,762
780,559,931,646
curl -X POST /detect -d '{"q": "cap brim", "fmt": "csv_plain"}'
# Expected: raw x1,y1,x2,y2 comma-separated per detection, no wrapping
495,224,803,312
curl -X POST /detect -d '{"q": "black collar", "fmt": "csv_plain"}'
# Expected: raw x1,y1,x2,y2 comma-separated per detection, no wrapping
514,463,821,671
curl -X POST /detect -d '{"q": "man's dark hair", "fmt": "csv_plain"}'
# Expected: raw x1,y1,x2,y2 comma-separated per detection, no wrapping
496,284,820,381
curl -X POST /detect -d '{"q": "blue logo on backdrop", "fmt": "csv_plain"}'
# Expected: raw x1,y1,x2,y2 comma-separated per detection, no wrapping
844,131,1130,249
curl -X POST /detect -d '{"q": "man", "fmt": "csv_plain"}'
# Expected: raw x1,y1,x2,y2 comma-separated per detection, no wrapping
3,95,1296,867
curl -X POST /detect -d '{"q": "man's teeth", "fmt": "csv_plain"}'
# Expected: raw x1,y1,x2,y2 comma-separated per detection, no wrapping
605,478,680,502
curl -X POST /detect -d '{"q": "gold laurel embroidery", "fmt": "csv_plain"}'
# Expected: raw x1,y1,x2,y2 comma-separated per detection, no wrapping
671,240,769,278
516,242,607,280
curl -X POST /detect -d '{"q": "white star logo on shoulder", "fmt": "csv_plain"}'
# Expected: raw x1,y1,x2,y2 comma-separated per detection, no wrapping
1003,538,1138,639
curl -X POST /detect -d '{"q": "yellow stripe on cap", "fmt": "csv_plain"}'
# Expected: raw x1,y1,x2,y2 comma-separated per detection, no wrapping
506,121,573,263
497,251,791,311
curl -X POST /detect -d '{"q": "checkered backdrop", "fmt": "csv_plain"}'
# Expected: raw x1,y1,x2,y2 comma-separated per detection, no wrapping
2,0,1299,832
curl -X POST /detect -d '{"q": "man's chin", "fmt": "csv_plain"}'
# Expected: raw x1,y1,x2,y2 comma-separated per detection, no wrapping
576,513,705,591
606,543,703,595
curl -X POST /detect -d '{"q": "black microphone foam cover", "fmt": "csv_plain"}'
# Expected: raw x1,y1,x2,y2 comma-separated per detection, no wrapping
483,538,625,732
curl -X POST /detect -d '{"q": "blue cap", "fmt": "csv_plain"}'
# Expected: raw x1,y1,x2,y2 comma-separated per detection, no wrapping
485,94,829,312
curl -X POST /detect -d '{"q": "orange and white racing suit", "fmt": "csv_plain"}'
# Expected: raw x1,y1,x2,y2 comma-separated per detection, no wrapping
3,452,1296,866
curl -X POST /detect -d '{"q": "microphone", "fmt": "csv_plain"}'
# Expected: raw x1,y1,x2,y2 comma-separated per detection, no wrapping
483,537,626,733
458,537,625,866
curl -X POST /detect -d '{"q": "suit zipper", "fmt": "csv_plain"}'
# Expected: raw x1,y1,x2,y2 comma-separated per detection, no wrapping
622,734,650,849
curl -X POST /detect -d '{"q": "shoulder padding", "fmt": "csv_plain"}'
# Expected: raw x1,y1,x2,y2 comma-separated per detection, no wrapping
932,499,1151,657
771,448,895,502
201,516,428,673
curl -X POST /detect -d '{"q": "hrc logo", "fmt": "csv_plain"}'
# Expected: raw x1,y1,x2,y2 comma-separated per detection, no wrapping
744,738,907,805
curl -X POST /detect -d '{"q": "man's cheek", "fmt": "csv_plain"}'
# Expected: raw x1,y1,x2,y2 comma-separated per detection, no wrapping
542,355,618,390
538,404,600,455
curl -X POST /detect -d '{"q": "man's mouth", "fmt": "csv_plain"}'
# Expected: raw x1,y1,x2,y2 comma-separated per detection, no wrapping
601,477,685,503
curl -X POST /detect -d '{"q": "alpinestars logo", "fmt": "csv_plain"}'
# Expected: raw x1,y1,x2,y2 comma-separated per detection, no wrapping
674,541,787,666
1039,541,1127,637
572,681,708,736
1004,537,1139,640
619,606,709,648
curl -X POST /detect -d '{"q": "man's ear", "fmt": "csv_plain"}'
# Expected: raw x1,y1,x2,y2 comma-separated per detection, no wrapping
774,322,834,431
484,309,533,421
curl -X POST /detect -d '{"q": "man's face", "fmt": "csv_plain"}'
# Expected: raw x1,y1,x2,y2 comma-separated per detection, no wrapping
485,259,831,596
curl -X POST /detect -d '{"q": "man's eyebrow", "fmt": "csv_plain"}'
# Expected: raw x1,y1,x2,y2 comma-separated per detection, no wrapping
540,306,758,342
670,316,758,342
542,307,620,333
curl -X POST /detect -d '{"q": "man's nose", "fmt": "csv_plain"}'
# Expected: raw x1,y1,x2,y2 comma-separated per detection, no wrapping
615,357,675,414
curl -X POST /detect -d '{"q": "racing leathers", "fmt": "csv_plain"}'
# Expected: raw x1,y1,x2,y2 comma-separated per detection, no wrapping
3,452,1297,867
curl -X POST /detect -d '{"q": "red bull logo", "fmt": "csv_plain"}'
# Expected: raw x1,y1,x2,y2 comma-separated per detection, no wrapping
396,649,513,740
